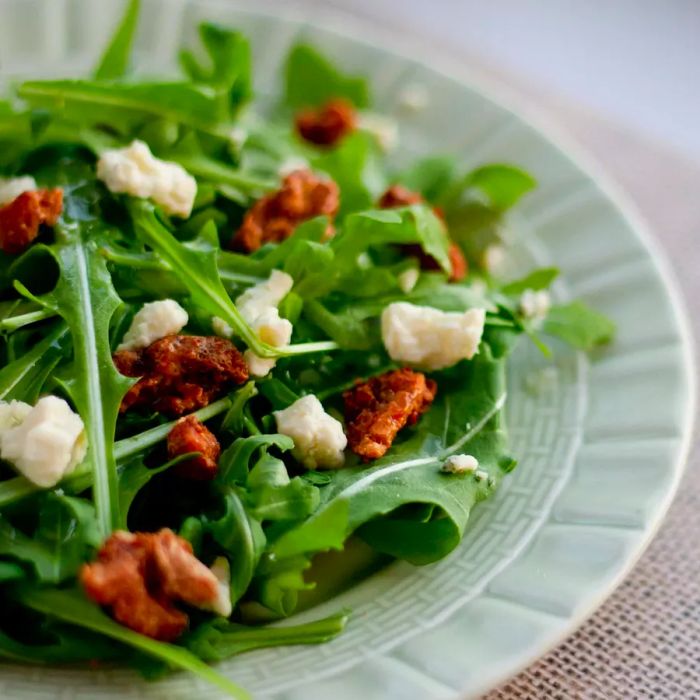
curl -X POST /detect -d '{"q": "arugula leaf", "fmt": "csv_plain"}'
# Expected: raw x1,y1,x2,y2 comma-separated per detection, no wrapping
185,610,348,662
465,164,537,210
501,267,560,294
204,489,265,607
398,155,457,203
128,203,337,358
17,80,231,137
180,23,252,116
0,322,68,402
313,133,384,215
93,0,141,80
285,44,370,108
41,186,133,536
18,587,251,699
269,351,511,565
544,301,616,350
0,494,98,583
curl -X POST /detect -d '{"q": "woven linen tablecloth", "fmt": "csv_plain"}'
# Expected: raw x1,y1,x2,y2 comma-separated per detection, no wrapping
479,93,700,699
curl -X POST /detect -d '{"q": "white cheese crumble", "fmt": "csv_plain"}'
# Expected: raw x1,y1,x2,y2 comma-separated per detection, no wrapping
441,454,479,475
381,302,486,371
0,396,86,488
0,176,37,206
97,140,197,218
117,299,189,351
357,113,399,151
235,271,294,377
274,395,347,470
199,557,232,618
397,267,419,294
519,288,551,321
474,469,489,482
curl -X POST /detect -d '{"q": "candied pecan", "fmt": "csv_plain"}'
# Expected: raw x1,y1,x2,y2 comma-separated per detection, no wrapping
231,170,339,253
295,98,356,147
114,335,249,416
80,529,219,641
0,188,63,254
167,415,221,480
343,368,437,461
378,184,467,282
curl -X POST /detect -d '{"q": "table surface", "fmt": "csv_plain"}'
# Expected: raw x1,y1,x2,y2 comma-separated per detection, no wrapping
320,3,700,696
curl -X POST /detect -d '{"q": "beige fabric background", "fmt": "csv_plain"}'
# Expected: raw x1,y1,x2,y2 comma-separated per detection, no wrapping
481,92,700,699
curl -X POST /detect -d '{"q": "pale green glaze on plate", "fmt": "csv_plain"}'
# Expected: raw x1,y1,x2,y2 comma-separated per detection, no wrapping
0,1,694,698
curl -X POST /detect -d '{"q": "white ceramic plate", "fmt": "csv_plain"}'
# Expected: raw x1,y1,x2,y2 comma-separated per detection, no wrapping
0,1,694,698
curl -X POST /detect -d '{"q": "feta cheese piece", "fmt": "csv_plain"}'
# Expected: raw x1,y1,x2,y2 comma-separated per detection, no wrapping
0,176,37,206
357,113,398,151
199,557,232,618
0,396,86,488
381,302,486,371
274,395,347,470
519,288,551,322
117,299,188,351
97,140,197,218
398,267,419,294
235,271,295,378
441,454,479,475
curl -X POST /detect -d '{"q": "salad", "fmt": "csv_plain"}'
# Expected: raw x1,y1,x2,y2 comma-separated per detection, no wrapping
0,2,615,697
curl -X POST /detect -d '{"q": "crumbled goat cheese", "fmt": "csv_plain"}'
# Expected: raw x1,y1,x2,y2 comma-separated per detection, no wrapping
381,302,486,371
228,126,248,149
199,557,232,618
0,396,86,488
235,271,294,377
278,156,310,178
357,113,398,151
117,299,189,351
274,395,347,470
519,289,551,321
441,454,479,475
474,469,489,482
0,176,37,206
398,267,419,294
97,140,197,218
398,83,429,113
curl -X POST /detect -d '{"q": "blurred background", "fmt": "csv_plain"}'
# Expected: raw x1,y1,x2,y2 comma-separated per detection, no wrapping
327,0,700,161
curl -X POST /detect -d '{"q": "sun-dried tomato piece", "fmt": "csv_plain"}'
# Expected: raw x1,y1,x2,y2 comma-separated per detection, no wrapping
343,368,437,461
114,335,249,416
295,98,356,147
0,188,63,254
167,415,221,480
231,170,339,253
80,529,219,641
378,184,467,282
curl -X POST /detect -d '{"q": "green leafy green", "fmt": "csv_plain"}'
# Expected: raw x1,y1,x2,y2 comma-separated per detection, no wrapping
544,301,616,350
501,267,560,295
18,587,251,699
285,44,370,108
185,610,349,662
94,0,141,80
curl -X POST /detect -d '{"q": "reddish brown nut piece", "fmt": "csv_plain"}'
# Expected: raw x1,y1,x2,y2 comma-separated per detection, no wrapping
114,335,249,416
80,529,219,641
167,415,221,480
231,170,339,253
295,98,356,147
378,184,468,282
344,368,437,461
0,188,63,254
